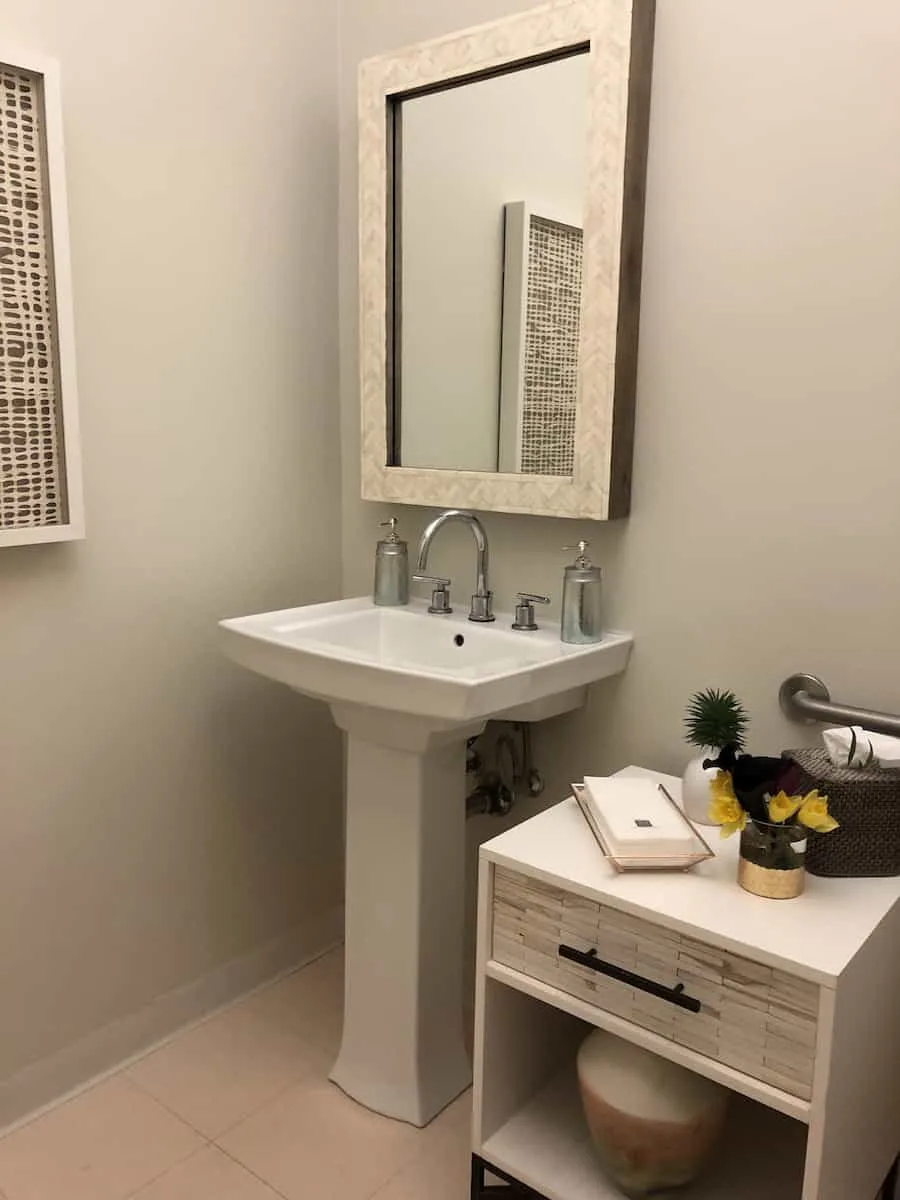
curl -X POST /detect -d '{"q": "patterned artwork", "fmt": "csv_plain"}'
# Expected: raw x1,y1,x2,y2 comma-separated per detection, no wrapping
519,216,583,476
0,63,64,530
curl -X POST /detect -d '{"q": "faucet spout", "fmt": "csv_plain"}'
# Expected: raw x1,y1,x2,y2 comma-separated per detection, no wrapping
415,510,493,622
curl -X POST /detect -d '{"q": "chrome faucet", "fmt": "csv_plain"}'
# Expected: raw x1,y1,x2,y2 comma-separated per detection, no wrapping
415,510,494,623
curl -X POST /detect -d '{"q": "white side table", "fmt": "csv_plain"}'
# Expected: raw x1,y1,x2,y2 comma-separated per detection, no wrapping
471,767,900,1200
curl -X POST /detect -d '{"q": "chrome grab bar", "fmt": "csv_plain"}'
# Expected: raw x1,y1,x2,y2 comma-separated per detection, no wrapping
779,674,900,737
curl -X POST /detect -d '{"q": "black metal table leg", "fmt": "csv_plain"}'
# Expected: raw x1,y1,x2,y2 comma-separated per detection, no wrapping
470,1154,549,1199
880,1154,898,1200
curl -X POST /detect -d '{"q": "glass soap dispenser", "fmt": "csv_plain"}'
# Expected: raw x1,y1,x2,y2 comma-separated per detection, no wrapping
373,517,409,607
561,540,603,644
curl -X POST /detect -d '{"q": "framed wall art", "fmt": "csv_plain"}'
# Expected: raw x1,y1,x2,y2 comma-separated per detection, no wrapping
0,48,84,547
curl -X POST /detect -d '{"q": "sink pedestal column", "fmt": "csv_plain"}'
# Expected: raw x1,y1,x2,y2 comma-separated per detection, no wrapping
328,704,486,1127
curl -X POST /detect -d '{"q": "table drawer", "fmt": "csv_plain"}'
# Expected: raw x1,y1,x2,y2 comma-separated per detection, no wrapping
492,867,819,1101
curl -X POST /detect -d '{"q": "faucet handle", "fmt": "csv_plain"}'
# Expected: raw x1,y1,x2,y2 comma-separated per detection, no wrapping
412,573,453,615
512,592,551,632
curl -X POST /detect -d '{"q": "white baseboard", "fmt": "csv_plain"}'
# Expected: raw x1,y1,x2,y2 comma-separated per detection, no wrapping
0,904,344,1134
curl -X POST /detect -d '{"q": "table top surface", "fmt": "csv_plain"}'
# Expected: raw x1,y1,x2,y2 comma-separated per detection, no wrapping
481,766,900,983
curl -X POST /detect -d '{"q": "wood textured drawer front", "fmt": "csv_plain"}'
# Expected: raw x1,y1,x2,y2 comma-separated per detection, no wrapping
492,868,819,1101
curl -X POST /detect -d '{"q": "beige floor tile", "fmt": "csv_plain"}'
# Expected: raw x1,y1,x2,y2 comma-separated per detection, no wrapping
422,1089,472,1153
218,1077,423,1200
245,949,344,1069
370,1138,470,1200
373,1090,472,1200
0,1075,202,1200
127,1000,319,1138
128,1146,281,1199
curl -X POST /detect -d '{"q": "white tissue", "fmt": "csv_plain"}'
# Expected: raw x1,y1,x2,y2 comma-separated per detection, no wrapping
583,777,696,857
822,726,900,770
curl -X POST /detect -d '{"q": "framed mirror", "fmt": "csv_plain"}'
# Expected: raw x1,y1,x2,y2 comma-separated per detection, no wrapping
359,0,655,520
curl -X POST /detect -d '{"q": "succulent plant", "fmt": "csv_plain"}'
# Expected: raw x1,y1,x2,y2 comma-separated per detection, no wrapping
684,688,749,751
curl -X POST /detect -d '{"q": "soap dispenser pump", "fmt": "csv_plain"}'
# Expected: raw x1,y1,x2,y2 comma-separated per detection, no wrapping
561,540,603,644
373,517,409,607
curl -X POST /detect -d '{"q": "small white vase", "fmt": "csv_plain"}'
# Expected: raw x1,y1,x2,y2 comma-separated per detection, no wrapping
681,746,721,826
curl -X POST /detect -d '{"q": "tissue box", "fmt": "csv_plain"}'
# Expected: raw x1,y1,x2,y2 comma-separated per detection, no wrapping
584,777,695,857
572,778,713,871
791,747,900,877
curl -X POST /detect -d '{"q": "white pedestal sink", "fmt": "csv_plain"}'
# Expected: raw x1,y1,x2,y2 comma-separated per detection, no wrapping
220,597,632,1125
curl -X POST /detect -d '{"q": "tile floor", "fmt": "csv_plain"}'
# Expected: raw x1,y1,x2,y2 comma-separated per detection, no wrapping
0,950,471,1200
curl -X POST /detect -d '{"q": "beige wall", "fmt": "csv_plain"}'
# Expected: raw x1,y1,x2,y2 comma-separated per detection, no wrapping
339,0,900,791
0,0,343,1114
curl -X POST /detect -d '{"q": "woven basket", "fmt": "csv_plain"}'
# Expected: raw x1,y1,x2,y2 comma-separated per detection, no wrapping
790,747,900,877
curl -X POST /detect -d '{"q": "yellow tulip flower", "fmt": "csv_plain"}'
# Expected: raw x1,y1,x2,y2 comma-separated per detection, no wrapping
708,771,747,838
797,790,839,833
767,791,803,824
709,770,737,806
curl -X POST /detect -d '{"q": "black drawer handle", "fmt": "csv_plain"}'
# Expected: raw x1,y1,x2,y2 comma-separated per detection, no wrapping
558,944,701,1013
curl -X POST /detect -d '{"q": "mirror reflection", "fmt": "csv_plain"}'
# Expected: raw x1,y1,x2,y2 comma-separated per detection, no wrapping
390,49,590,475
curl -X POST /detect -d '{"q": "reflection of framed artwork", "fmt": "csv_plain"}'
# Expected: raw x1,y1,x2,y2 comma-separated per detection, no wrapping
0,48,84,548
499,201,583,477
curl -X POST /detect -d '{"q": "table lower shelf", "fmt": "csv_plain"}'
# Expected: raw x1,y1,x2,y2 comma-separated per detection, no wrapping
479,1064,807,1200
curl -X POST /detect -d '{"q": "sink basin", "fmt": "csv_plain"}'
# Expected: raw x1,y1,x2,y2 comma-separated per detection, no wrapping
220,594,633,1128
220,596,632,725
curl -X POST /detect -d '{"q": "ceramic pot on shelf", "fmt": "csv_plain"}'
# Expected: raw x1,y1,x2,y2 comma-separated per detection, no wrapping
681,746,720,826
577,1030,729,1198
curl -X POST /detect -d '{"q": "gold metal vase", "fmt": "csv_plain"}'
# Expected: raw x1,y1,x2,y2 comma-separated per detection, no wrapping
738,820,807,900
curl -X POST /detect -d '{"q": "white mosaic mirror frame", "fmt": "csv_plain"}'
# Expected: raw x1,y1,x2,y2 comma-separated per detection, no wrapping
0,47,84,548
358,0,655,520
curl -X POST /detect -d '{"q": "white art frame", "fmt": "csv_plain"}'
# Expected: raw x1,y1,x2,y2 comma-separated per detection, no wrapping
0,47,85,548
358,0,655,521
